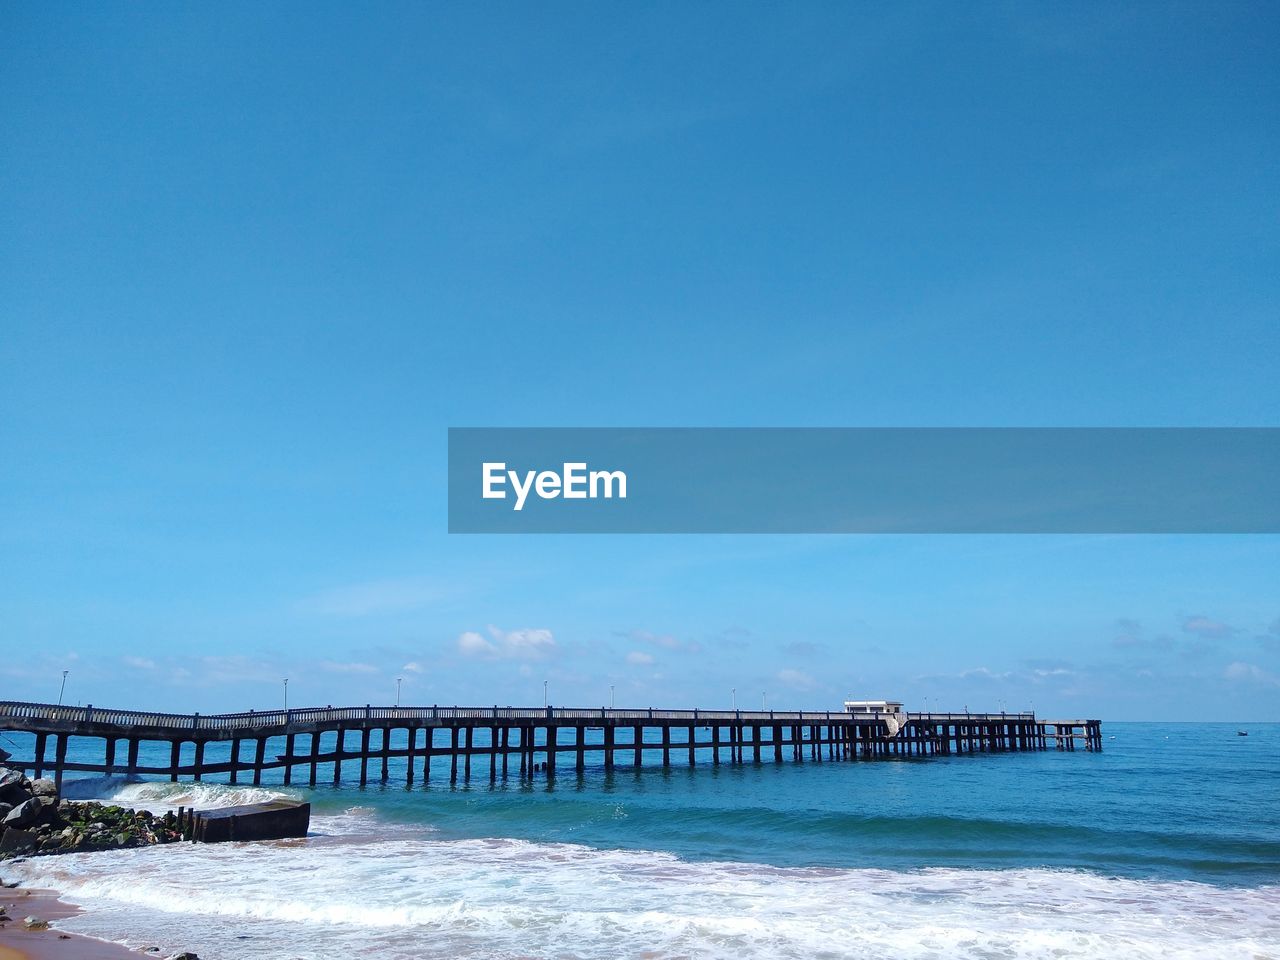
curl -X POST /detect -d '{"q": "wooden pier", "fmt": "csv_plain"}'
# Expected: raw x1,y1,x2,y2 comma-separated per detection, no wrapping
0,701,1102,792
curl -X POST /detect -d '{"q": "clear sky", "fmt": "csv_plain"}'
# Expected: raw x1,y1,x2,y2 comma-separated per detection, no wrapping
2,3,1277,719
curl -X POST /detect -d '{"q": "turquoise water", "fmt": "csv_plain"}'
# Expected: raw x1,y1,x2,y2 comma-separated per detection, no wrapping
313,722,1280,884
5,721,1278,958
10,722,1279,883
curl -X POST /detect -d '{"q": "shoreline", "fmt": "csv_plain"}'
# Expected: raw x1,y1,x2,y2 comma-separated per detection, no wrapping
0,888,144,960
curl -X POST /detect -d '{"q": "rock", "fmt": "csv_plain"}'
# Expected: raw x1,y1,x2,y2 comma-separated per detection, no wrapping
29,779,57,799
0,768,28,804
23,916,50,930
166,953,199,960
2,799,41,830
0,802,11,820
0,828,37,856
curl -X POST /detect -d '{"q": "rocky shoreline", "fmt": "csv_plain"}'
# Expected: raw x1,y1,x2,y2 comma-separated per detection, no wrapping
0,767,182,859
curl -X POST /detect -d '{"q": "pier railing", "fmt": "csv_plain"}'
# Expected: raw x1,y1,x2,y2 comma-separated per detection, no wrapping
0,699,1035,733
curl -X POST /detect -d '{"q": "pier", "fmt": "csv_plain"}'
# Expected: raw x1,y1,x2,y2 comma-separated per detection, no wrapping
0,701,1102,792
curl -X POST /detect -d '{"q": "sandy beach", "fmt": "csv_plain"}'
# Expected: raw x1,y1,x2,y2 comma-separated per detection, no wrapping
0,889,139,960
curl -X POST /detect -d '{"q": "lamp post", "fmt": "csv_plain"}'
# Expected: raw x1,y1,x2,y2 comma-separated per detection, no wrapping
57,670,69,706
610,685,614,709
283,678,289,710
761,692,766,711
732,687,736,710
543,680,548,709
396,677,403,707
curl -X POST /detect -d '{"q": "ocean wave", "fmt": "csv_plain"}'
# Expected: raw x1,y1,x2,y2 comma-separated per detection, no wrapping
8,831,1279,960
59,776,302,811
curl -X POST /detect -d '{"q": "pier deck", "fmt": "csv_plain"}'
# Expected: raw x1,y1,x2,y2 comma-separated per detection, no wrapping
0,701,1103,792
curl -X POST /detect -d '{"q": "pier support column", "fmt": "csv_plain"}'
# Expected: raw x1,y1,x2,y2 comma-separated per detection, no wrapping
283,734,295,785
633,726,643,767
253,738,266,786
332,727,344,785
774,725,783,762
661,726,671,767
104,737,116,775
501,727,510,778
194,740,205,782
575,726,585,773
128,738,140,777
406,728,417,785
450,727,460,783
546,726,556,778
753,725,762,763
712,725,720,764
688,725,696,766
604,725,615,770
54,734,68,793
359,729,371,786
33,733,47,779
229,738,241,784
308,733,319,787
492,726,501,782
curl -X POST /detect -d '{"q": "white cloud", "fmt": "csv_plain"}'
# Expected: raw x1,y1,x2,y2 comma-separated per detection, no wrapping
626,651,655,666
122,656,156,671
402,662,425,674
959,667,1014,681
458,631,496,657
457,626,557,661
1224,662,1279,686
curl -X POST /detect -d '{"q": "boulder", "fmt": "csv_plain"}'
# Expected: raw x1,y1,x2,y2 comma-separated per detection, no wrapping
0,803,12,821
2,798,42,829
29,779,57,799
0,768,28,804
0,828,36,856
2,799,41,830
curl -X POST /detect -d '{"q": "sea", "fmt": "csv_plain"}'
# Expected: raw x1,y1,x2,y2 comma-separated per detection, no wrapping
2,722,1278,959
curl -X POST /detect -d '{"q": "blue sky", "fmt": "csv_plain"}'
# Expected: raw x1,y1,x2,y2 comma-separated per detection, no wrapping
2,3,1277,719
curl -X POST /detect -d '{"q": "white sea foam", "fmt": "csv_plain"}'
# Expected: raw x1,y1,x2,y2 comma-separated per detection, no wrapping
8,812,1279,960
59,776,302,812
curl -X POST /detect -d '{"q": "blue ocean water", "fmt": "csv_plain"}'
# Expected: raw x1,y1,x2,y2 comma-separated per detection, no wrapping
5,721,1279,959
313,722,1280,884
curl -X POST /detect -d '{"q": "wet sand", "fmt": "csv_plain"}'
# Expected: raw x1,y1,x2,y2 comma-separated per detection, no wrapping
0,889,141,960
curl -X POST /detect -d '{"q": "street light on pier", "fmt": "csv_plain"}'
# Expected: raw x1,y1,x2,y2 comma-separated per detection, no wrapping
543,680,548,709
57,670,69,706
731,687,736,710
283,678,289,710
762,692,766,711
610,685,614,709
396,677,403,707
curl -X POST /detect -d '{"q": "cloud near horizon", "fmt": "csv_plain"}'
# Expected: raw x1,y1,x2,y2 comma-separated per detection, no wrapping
458,626,557,661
